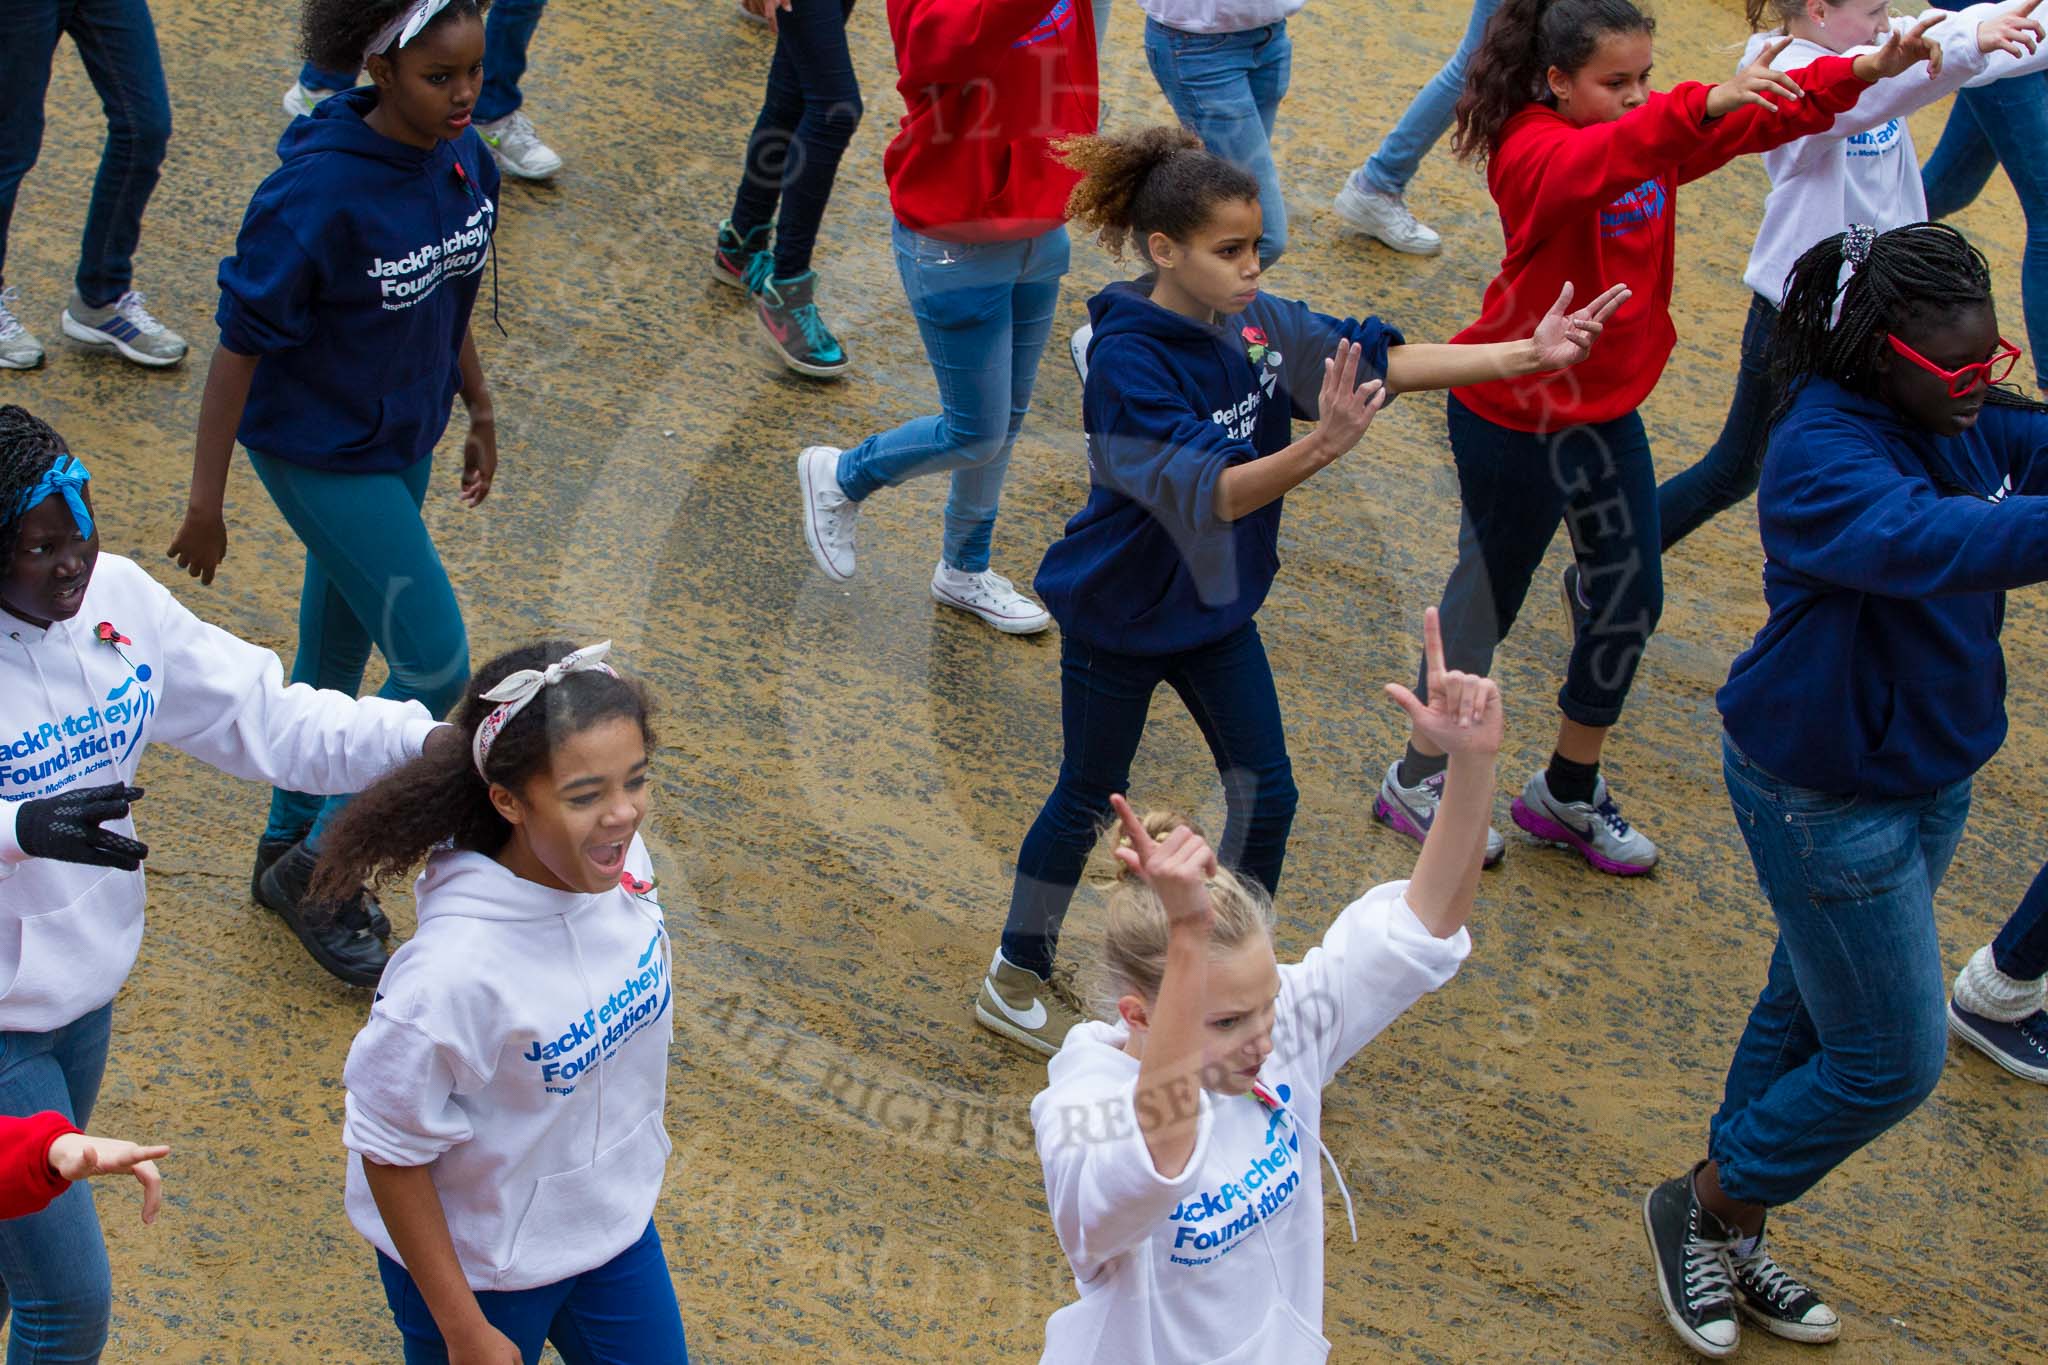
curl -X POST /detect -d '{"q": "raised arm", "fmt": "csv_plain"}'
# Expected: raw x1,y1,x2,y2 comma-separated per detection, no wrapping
1381,608,1502,937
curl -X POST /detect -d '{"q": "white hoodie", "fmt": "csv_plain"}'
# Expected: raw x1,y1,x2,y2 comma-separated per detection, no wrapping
1743,5,2048,305
1032,881,1470,1365
343,836,673,1292
0,554,439,1032
1139,0,1307,36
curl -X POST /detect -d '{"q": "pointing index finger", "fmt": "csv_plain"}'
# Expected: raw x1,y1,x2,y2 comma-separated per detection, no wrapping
1422,605,1447,691
1109,793,1154,860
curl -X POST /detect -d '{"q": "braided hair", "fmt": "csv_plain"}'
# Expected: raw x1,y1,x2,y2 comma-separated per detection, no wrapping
0,406,68,564
1769,222,2048,424
300,0,489,74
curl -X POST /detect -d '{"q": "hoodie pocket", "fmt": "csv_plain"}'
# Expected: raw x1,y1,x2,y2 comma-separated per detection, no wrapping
1208,1298,1331,1365
497,1108,673,1288
0,869,142,1023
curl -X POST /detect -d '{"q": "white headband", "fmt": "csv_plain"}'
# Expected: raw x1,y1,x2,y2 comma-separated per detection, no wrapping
471,641,618,780
363,0,456,70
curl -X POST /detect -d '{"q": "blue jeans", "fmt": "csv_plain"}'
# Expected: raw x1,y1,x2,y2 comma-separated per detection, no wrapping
1711,737,1970,1207
728,0,861,279
1001,621,1298,978
1142,18,1292,265
299,0,548,122
836,221,1069,573
1921,66,2048,391
248,452,471,849
1354,0,1500,198
0,0,171,304
0,1003,115,1364
1431,395,1663,727
376,1221,687,1365
1992,860,2048,981
1656,294,1779,552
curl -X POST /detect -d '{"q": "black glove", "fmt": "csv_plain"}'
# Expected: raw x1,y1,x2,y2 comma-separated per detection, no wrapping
14,783,148,871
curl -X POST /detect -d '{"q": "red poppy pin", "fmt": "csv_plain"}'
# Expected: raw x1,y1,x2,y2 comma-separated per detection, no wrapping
95,621,135,665
620,870,656,897
1242,325,1271,366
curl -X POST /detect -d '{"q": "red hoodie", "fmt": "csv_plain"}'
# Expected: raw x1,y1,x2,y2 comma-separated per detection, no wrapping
884,0,1098,242
1451,55,1868,433
0,1111,76,1220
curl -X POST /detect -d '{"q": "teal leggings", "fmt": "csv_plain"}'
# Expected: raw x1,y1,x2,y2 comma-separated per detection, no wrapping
248,452,471,848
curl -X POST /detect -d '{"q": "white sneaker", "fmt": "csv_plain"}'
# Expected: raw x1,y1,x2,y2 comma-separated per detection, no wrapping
1068,321,1092,385
0,287,45,370
475,110,563,180
61,288,187,367
282,80,338,119
931,562,1051,634
1511,769,1659,875
798,445,859,581
1332,181,1443,257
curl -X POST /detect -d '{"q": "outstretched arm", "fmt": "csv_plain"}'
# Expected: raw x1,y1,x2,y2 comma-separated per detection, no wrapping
1385,283,1630,394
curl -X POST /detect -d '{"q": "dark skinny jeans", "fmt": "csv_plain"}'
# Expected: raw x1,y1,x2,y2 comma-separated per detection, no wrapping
729,0,862,280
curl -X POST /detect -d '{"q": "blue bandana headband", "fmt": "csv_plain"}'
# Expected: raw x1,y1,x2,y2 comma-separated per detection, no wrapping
21,453,93,539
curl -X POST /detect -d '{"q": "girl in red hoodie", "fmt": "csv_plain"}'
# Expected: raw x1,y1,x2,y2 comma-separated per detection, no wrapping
795,0,1096,635
0,1113,165,1223
1375,0,1932,877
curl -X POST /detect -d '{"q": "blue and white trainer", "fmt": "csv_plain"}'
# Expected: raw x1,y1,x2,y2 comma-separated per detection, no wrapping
61,288,186,367
1373,759,1505,868
1949,1000,2048,1083
0,287,44,370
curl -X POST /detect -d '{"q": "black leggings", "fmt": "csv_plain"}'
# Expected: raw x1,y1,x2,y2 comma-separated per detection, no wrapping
729,0,862,280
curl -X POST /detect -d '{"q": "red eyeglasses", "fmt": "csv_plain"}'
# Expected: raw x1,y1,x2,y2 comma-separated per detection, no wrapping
1885,333,2022,398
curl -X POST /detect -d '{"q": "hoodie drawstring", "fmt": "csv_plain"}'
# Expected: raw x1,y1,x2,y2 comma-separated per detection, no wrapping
562,910,606,1166
1251,1091,1358,1301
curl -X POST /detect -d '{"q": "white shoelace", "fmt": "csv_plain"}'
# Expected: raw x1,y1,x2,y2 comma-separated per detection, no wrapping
0,286,24,340
949,570,1025,608
494,110,542,152
1730,1246,1805,1309
112,290,167,335
1683,1227,1736,1308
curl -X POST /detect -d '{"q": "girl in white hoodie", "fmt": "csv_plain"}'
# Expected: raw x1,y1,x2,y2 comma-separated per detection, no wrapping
1650,0,2045,558
0,404,449,1362
1030,608,1496,1365
316,640,685,1365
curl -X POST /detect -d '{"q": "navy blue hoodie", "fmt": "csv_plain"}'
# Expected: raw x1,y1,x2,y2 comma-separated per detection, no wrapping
1034,282,1400,655
1719,378,2048,796
216,89,498,473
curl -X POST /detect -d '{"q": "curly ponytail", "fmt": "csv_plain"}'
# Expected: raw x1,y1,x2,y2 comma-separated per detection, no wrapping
310,641,656,901
1768,221,2047,424
1059,125,1260,262
1454,0,1655,164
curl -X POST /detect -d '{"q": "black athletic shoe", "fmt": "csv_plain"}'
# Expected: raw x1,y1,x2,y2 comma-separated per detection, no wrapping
256,841,392,988
1643,1167,1741,1358
1729,1222,1841,1344
252,835,389,939
1561,562,1592,644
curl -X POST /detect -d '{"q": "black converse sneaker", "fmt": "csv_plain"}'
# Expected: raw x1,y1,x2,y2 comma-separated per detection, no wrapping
1643,1167,1741,1358
1728,1222,1841,1343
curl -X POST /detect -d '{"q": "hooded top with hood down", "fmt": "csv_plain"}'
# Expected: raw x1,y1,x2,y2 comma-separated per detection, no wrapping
1720,380,2048,796
1031,880,1469,1364
1034,282,1399,656
216,88,498,472
0,554,440,1033
1740,6,2048,307
343,837,674,1292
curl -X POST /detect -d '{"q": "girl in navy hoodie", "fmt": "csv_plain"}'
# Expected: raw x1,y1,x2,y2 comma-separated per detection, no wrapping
1641,223,2048,1359
169,0,501,985
973,126,1625,1057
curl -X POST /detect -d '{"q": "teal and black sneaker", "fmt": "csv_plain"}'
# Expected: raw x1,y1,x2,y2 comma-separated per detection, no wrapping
712,218,771,290
751,266,849,379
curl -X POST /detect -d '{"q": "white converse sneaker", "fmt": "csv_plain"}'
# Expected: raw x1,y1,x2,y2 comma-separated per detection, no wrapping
61,288,186,367
282,80,340,119
798,445,859,581
931,563,1051,634
475,110,563,180
1511,769,1659,875
1332,181,1443,257
1372,758,1506,868
1069,321,1093,385
0,287,45,370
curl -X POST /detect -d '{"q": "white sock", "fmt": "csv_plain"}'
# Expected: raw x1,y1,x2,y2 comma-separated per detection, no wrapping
1953,943,2046,1023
